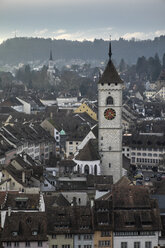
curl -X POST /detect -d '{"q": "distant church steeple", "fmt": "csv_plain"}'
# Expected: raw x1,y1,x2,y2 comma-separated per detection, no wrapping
47,48,55,80
49,49,53,61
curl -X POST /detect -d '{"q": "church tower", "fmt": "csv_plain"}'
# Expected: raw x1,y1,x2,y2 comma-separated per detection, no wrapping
47,49,56,79
98,42,123,183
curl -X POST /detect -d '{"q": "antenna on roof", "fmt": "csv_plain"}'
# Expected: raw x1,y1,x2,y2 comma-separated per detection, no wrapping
108,35,112,61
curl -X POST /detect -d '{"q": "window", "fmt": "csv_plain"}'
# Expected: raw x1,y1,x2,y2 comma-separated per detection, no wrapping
132,157,135,163
143,153,147,156
121,242,127,248
25,242,30,247
84,246,92,248
98,241,110,246
106,96,113,105
32,231,38,235
69,141,73,145
52,246,58,248
109,163,111,168
52,234,56,239
84,165,89,175
134,242,140,248
101,231,111,237
7,242,11,247
38,241,42,247
84,234,92,240
78,235,81,240
65,234,72,238
62,246,70,248
145,242,152,248
14,242,19,247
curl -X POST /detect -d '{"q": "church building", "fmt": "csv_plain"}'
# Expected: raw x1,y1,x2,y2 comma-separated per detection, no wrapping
98,42,123,183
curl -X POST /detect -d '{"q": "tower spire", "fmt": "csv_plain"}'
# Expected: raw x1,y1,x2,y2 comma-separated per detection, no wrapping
108,36,112,61
49,49,53,61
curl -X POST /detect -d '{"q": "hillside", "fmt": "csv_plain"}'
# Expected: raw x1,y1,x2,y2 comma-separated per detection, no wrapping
0,36,165,66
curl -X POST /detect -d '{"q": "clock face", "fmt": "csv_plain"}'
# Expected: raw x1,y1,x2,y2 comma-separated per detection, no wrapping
104,108,116,120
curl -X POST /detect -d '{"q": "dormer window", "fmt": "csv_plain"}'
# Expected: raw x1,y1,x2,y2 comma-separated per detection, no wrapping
12,231,18,236
106,96,113,105
32,231,38,236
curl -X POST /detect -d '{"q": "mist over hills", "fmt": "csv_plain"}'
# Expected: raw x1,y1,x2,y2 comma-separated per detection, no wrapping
0,36,165,66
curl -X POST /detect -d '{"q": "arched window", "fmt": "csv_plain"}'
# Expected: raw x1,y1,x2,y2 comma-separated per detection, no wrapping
94,165,97,175
77,164,80,174
106,96,113,105
84,165,89,175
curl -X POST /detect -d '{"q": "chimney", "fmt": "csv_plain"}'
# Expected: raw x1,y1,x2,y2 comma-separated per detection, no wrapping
90,199,94,207
23,154,27,162
8,207,11,217
50,112,53,119
22,171,25,183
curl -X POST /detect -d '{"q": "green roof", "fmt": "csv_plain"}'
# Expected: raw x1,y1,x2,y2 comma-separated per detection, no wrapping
60,129,66,135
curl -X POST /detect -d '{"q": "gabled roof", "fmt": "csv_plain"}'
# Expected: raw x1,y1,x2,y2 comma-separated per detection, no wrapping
98,60,123,85
0,97,23,107
1,212,47,242
3,192,40,210
112,185,151,209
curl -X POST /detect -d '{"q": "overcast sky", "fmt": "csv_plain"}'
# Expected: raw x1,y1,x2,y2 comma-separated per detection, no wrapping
0,0,165,44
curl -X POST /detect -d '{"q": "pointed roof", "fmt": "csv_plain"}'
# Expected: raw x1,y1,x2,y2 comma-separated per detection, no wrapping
75,139,100,161
98,59,123,85
98,42,123,85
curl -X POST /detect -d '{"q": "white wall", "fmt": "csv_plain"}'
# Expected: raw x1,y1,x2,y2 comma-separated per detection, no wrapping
113,232,159,248
16,97,31,114
73,159,101,175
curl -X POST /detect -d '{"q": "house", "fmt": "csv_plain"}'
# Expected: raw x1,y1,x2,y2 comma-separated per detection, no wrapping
41,119,64,156
56,96,80,109
0,123,55,162
1,212,48,248
0,135,16,165
112,185,162,248
0,191,45,228
0,154,43,193
122,133,165,171
16,96,45,114
46,206,93,248
93,196,113,248
0,97,23,112
74,102,97,121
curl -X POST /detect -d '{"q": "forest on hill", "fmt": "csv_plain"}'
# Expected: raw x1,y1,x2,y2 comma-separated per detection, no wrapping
0,36,165,66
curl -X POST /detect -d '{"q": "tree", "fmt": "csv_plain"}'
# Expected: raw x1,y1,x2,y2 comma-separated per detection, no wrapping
136,56,147,80
162,53,165,69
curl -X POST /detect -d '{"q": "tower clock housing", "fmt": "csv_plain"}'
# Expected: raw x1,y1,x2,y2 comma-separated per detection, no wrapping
98,44,123,183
